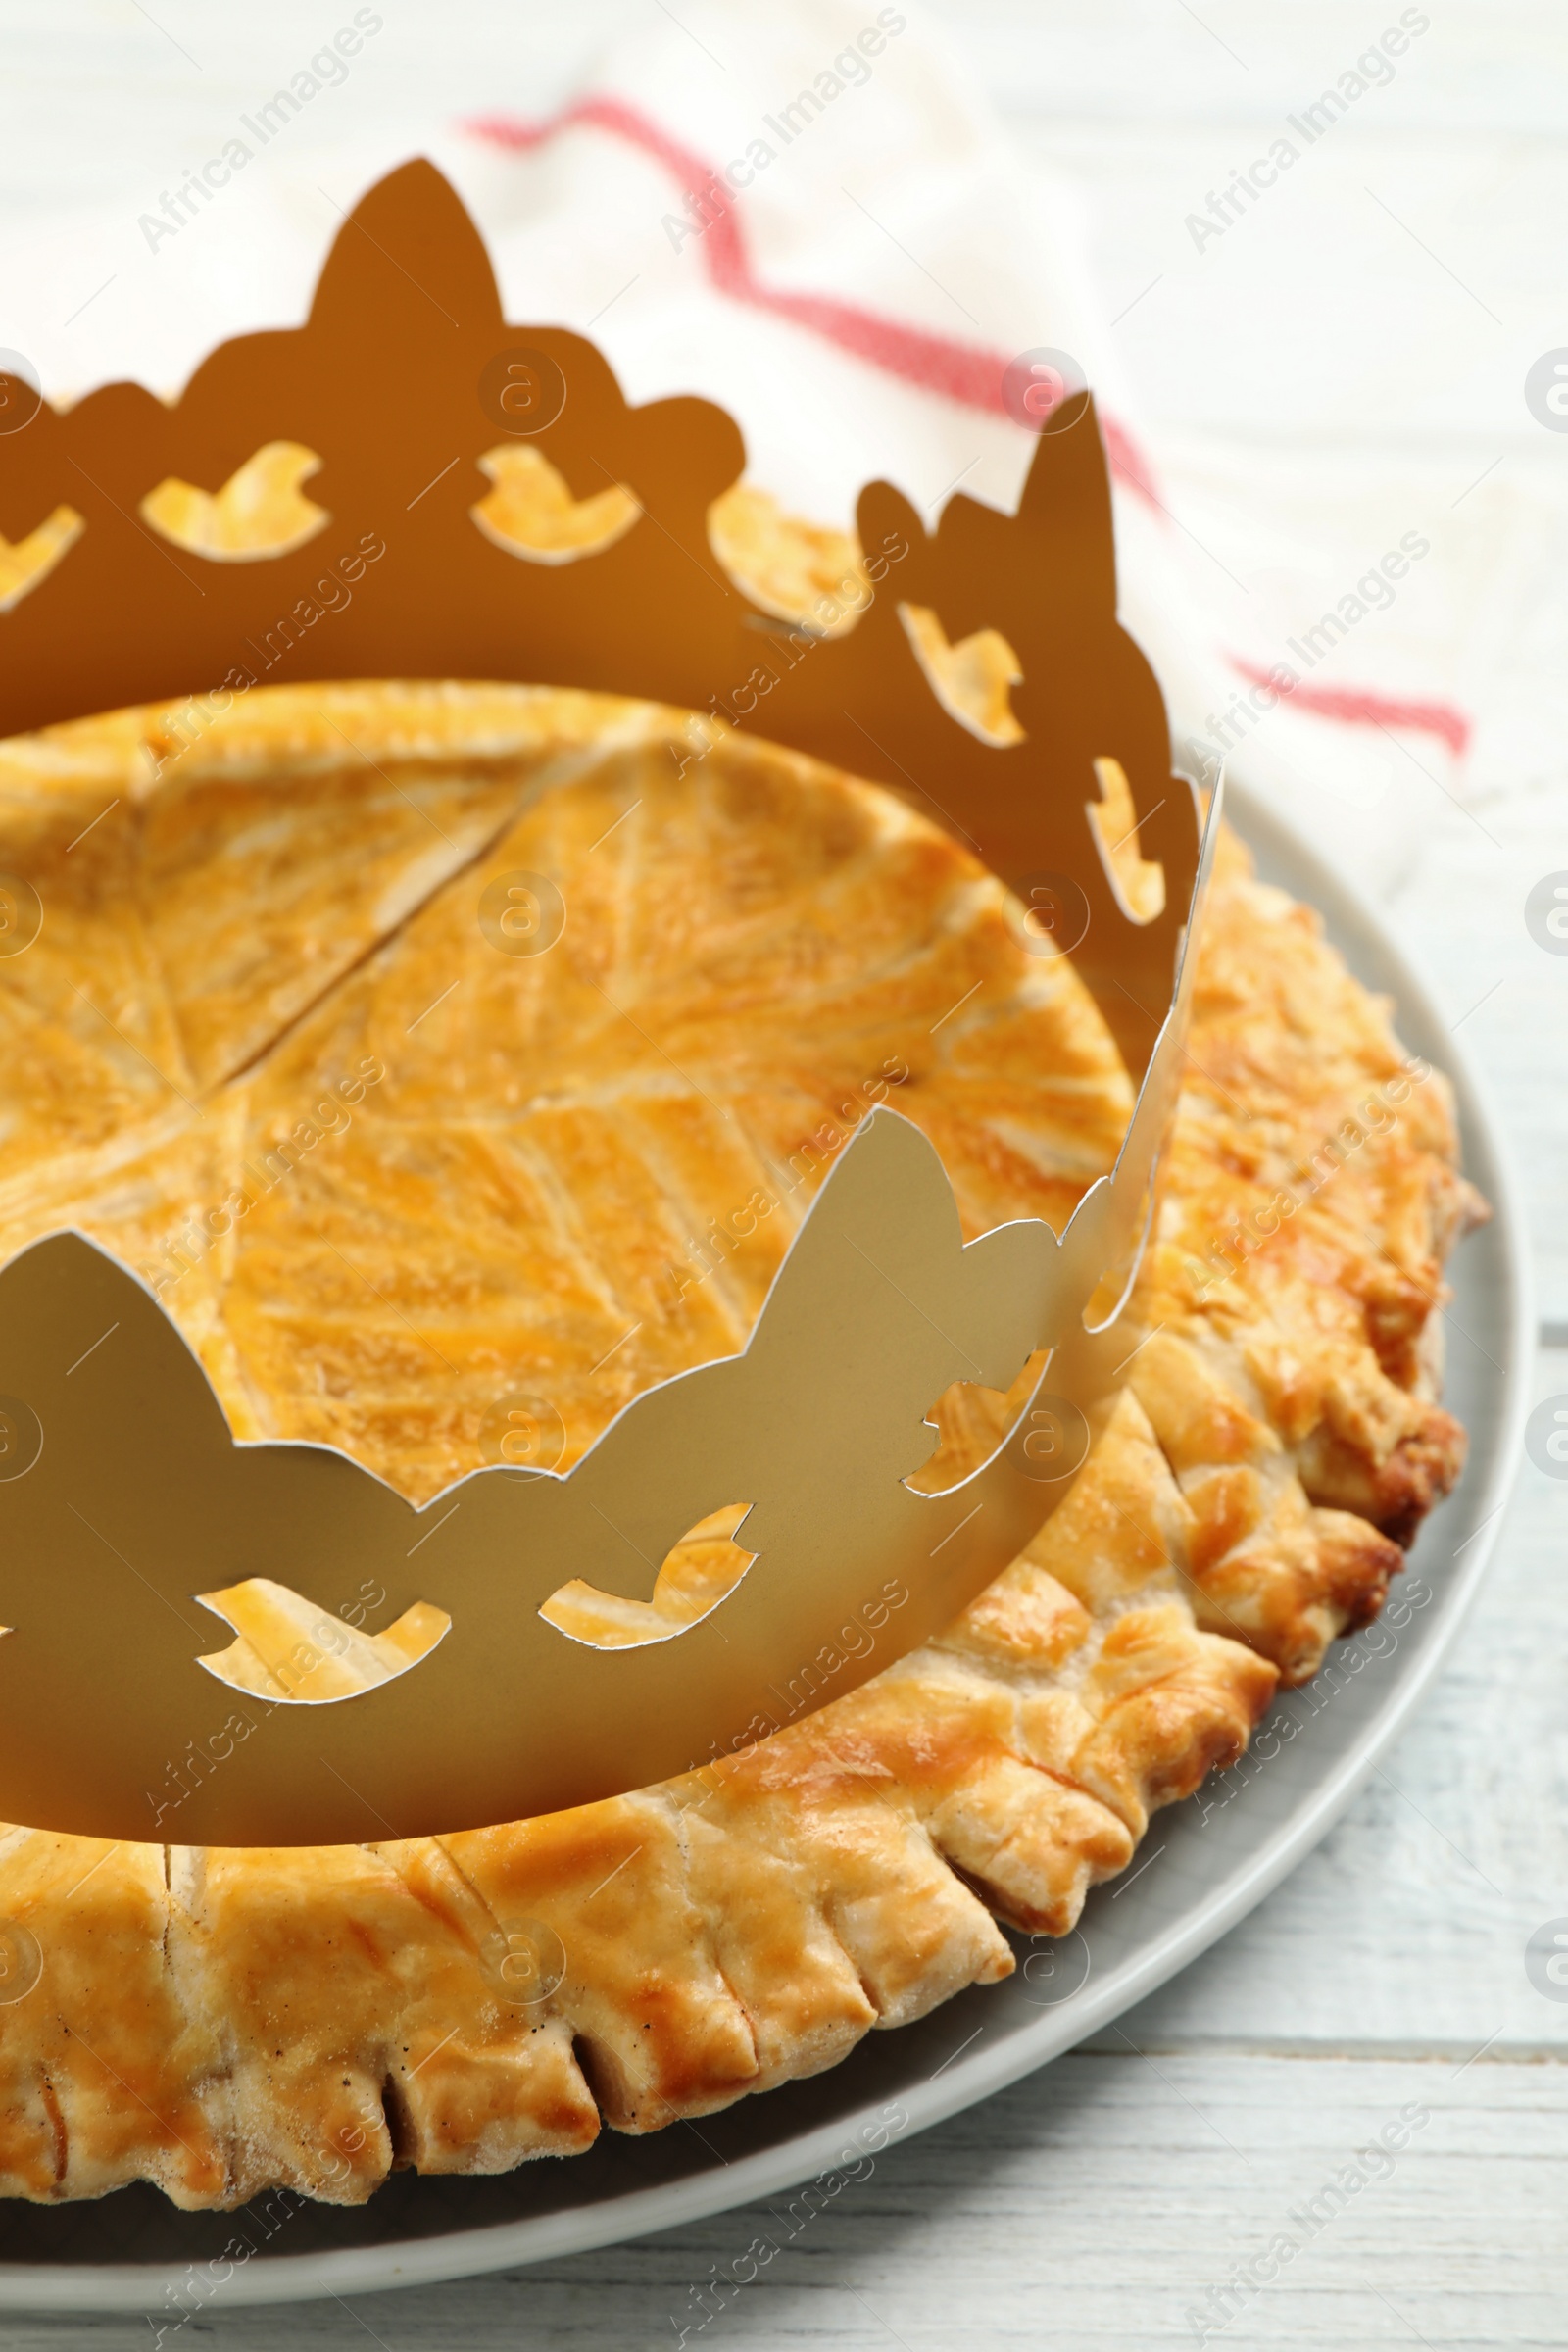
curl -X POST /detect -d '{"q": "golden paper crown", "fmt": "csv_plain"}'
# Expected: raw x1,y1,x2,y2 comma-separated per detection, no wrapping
0,161,1216,1843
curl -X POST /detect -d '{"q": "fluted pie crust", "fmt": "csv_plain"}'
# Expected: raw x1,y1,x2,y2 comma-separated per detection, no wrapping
0,662,1481,2208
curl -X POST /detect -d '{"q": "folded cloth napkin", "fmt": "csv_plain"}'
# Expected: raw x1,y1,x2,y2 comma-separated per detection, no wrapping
1,0,1494,894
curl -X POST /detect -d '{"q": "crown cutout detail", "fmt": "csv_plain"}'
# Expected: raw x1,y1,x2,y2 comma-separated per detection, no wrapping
140,439,330,562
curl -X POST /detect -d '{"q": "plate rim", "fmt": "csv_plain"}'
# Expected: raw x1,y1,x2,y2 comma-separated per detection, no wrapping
0,776,1534,2312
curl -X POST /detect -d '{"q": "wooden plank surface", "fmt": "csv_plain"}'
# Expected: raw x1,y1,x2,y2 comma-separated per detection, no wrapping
0,2,1561,2344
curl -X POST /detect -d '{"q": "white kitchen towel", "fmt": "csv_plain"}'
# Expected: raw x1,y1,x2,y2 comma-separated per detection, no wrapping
0,0,1500,892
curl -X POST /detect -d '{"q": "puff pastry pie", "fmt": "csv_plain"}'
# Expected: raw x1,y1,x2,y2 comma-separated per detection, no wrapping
0,614,1481,2207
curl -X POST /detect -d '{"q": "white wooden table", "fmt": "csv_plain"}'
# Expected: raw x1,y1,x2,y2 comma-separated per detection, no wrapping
0,3,1561,2342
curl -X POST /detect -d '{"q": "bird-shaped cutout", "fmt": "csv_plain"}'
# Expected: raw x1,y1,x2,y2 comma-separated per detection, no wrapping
197,1577,450,1701
140,440,328,561
0,504,82,611
898,600,1025,747
471,443,642,564
1089,756,1166,924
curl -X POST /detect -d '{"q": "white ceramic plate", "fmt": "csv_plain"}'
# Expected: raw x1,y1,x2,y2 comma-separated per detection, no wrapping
0,780,1531,2313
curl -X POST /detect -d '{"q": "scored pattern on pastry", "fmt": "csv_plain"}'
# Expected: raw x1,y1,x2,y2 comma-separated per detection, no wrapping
0,681,1479,2208
0,682,1135,1502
